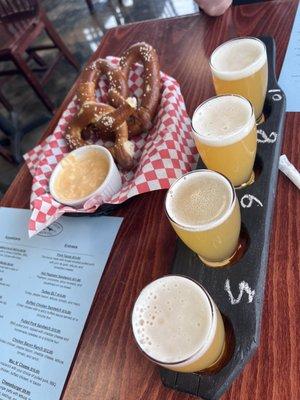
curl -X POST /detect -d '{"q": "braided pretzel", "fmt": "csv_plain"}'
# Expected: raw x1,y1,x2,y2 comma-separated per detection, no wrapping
108,42,161,137
65,59,131,144
65,101,135,170
64,44,161,169
78,58,128,105
65,59,136,169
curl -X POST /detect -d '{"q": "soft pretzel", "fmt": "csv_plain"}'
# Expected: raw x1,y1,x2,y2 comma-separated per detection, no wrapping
65,102,135,170
109,42,161,137
65,58,134,143
65,99,135,145
64,43,161,170
78,59,128,105
65,59,136,169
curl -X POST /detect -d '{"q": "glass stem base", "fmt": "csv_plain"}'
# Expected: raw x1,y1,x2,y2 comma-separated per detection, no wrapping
235,170,255,190
194,339,227,374
198,247,238,268
256,113,265,125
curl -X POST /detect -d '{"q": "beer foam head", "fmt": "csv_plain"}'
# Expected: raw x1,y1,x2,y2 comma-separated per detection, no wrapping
210,37,267,80
192,95,255,146
132,276,216,364
165,170,234,232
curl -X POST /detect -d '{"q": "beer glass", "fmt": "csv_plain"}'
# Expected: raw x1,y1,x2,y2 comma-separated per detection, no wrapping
165,170,241,267
192,94,257,188
209,37,268,122
132,275,225,373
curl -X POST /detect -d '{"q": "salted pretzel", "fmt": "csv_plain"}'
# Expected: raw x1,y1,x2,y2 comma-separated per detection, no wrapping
65,59,136,169
107,42,161,137
78,58,128,106
88,43,161,138
65,44,161,168
65,101,135,170
65,58,132,143
98,103,135,170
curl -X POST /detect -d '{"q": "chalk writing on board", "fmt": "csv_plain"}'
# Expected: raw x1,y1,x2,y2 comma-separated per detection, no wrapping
268,88,283,101
240,194,263,208
224,279,255,305
257,129,278,143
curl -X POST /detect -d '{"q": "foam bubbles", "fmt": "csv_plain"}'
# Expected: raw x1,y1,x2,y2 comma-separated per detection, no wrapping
192,95,254,146
210,37,267,80
132,276,214,364
165,170,233,230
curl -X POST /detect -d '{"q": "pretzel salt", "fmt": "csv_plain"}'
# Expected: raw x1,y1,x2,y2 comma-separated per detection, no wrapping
65,101,134,170
110,42,161,137
65,59,135,169
64,43,161,169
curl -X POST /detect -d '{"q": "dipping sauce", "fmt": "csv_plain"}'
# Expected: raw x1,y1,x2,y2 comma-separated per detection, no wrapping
54,150,109,201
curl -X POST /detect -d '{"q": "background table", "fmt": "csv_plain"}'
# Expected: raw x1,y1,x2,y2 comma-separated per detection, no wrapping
1,1,299,399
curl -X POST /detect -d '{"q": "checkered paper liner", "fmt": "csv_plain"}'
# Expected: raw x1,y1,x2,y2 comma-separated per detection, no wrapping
24,57,198,237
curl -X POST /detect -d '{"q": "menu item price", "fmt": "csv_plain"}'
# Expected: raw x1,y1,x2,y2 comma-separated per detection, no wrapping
0,207,122,400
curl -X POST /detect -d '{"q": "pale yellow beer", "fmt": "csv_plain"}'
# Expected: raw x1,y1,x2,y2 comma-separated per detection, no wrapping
165,170,241,267
132,275,225,373
210,37,268,121
192,95,257,187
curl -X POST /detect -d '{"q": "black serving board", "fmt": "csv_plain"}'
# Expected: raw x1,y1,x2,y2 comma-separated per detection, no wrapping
160,36,286,400
65,202,120,218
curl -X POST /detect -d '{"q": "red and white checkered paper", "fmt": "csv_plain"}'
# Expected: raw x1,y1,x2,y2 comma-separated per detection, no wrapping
24,57,198,237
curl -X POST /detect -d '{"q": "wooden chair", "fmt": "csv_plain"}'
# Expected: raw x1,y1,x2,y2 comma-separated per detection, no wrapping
0,0,80,113
85,0,96,13
0,181,8,198
85,0,128,23
0,111,51,163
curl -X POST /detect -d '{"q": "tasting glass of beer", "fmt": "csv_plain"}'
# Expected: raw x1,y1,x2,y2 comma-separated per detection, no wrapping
132,275,226,373
192,94,257,188
165,170,241,267
209,37,268,123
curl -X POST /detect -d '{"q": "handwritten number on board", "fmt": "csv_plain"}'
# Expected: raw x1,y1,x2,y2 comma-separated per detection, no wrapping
240,194,263,208
224,279,255,305
268,89,283,101
272,93,282,101
257,129,277,143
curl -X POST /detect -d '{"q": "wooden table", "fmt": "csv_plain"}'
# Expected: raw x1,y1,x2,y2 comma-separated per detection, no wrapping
1,1,299,399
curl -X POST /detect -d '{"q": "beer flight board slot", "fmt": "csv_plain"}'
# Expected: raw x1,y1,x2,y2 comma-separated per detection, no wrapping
160,36,286,400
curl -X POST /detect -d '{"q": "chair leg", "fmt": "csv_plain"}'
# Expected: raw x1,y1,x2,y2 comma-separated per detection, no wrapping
42,14,80,71
0,181,9,198
86,0,95,14
9,111,23,164
0,144,14,163
0,112,23,164
27,49,47,67
12,53,55,113
0,89,13,112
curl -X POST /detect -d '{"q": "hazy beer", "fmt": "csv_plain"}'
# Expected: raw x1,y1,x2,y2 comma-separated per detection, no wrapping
132,275,225,372
192,95,257,187
165,170,241,267
210,37,268,121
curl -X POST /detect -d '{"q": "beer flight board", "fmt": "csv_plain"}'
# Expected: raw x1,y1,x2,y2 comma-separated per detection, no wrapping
68,36,286,400
160,36,286,400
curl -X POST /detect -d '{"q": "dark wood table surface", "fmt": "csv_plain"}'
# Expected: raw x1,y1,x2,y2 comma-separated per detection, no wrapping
1,1,300,399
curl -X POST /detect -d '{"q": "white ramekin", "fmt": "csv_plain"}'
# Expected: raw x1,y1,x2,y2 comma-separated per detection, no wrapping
49,145,122,207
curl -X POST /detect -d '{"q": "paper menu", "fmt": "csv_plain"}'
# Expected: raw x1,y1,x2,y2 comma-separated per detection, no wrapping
0,207,123,400
279,3,300,112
